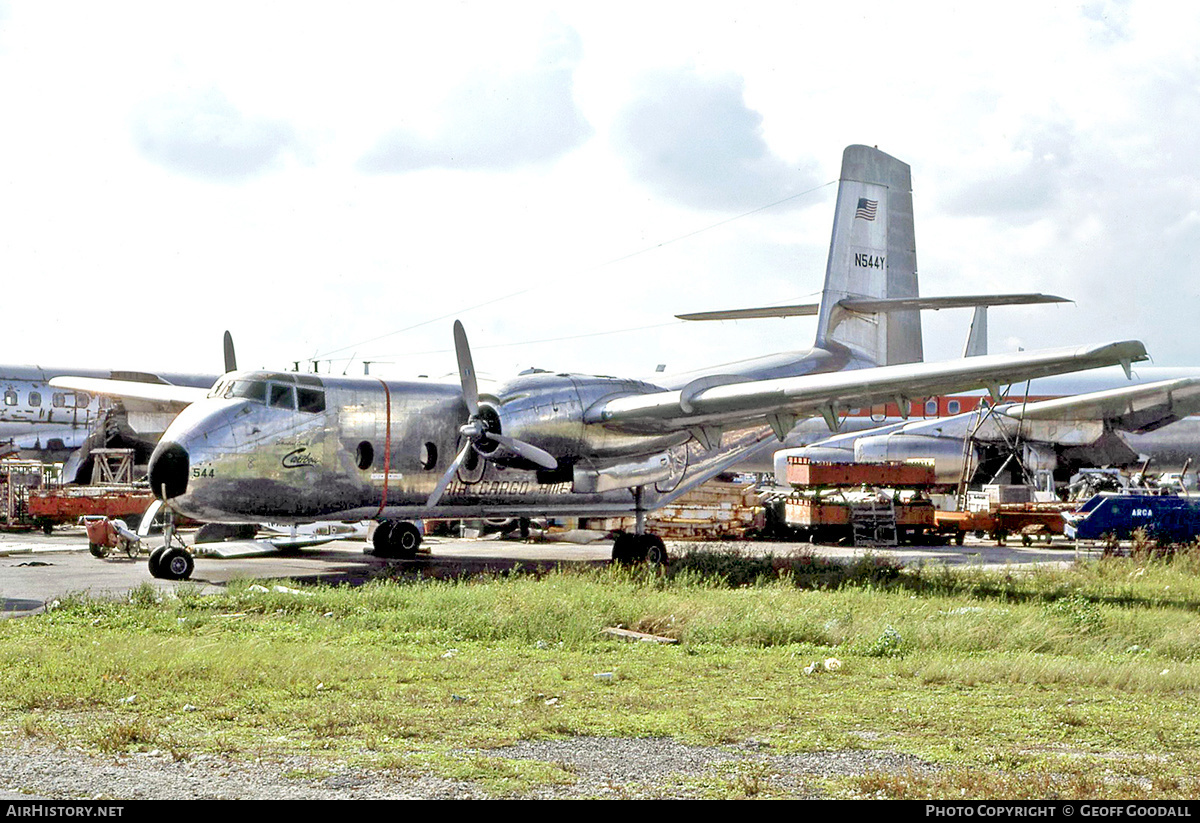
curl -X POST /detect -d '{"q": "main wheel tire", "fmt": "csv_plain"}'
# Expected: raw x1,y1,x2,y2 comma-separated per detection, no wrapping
371,521,394,556
388,522,422,559
611,533,640,565
611,533,668,566
643,535,669,567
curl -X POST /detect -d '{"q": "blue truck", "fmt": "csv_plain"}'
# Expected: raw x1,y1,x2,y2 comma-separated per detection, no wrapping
1063,493,1200,544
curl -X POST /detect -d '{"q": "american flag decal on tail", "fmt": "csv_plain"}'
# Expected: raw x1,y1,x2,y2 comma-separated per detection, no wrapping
855,198,878,220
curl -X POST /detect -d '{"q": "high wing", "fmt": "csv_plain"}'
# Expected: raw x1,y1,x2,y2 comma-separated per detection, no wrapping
1003,377,1200,433
585,341,1147,435
48,376,209,415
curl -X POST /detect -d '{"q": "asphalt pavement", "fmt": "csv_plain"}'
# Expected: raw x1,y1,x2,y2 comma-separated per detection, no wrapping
0,525,1099,619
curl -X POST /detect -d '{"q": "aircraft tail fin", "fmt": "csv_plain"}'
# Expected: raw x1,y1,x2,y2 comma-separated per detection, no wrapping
963,306,988,357
814,145,920,366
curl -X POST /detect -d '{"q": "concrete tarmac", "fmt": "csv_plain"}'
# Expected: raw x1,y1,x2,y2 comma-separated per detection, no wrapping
0,525,1100,620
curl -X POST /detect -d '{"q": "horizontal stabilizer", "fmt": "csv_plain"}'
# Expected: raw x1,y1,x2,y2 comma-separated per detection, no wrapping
676,303,819,321
677,293,1069,322
842,293,1070,313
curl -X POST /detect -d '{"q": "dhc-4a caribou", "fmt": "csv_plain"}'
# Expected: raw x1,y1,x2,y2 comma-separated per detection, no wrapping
142,145,1148,580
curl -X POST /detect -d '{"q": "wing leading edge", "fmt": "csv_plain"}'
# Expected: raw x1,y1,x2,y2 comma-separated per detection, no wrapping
1004,377,1200,434
48,376,209,414
585,341,1148,435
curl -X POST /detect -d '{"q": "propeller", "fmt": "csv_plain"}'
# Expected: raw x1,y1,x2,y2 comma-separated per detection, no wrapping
223,331,237,373
426,321,557,508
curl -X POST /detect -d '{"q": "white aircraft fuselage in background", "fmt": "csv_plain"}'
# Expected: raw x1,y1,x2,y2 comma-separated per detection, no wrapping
0,365,217,467
763,365,1200,486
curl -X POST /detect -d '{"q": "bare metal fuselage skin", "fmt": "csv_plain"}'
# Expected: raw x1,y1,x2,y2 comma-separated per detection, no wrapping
153,361,840,525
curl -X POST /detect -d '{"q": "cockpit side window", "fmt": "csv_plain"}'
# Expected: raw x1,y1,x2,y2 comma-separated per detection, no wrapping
297,387,325,413
269,384,296,410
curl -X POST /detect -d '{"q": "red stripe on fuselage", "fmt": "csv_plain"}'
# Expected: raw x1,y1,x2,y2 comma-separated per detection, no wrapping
375,379,392,518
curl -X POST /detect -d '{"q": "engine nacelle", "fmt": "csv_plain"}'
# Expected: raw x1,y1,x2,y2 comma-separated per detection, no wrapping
490,372,684,463
854,434,977,484
572,452,675,494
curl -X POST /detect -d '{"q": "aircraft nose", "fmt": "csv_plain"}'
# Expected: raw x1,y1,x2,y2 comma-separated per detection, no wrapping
148,441,189,500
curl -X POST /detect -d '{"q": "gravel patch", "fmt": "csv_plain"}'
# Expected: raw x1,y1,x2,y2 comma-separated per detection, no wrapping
0,736,936,800
484,736,935,798
0,739,481,800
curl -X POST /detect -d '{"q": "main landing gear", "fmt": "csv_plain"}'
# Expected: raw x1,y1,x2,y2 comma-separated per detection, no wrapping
370,520,423,559
611,485,670,566
611,532,669,566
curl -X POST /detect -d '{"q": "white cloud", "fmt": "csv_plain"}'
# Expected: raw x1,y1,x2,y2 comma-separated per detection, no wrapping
611,69,818,211
358,65,592,173
132,88,300,182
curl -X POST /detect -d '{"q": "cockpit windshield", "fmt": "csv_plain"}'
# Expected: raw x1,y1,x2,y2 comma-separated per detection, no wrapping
231,380,268,403
207,375,324,413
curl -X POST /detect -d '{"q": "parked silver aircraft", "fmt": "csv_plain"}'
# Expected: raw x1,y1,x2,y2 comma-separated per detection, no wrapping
127,145,1147,580
773,366,1200,491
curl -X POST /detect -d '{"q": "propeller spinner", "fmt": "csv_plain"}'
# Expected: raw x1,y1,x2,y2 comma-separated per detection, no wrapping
425,321,557,508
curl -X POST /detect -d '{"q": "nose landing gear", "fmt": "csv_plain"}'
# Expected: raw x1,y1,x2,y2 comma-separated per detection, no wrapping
148,510,195,580
611,485,670,566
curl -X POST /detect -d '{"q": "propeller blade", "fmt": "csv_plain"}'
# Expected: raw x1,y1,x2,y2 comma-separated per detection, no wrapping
453,320,478,416
223,331,237,373
488,433,558,470
425,442,473,508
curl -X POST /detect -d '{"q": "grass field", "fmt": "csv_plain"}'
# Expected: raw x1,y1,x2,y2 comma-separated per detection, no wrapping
2,547,1198,798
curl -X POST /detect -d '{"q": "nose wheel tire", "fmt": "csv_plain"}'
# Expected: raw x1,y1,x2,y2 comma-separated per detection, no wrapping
149,546,194,580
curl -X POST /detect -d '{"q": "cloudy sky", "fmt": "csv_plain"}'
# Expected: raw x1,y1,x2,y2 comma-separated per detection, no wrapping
1,1,1196,384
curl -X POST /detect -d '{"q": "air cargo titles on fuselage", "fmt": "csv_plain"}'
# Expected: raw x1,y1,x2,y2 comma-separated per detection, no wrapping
854,253,885,270
445,480,573,497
